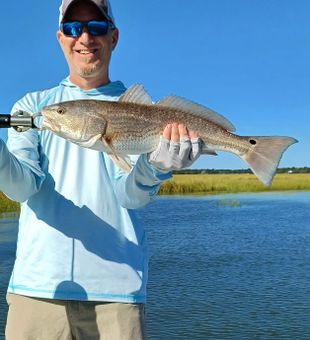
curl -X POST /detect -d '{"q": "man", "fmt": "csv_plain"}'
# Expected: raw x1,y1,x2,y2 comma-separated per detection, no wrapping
2,0,201,339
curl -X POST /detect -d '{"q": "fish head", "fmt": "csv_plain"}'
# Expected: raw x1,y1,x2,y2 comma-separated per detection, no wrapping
41,100,108,148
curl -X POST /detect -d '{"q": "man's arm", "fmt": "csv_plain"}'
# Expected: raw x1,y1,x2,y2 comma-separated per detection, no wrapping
107,153,172,209
0,98,46,202
0,133,45,202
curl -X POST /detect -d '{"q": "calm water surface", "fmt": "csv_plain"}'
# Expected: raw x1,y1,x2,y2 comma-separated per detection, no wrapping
0,192,309,339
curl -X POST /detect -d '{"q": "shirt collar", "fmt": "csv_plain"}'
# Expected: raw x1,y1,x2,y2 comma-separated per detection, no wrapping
60,77,127,97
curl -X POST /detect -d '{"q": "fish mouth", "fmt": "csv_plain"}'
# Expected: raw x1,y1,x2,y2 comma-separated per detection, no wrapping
40,118,52,130
40,116,60,132
32,115,44,129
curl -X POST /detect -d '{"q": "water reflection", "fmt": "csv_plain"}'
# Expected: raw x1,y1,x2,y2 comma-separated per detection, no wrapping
0,215,18,244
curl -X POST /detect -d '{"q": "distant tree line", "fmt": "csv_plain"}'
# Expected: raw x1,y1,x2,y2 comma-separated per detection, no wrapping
173,167,310,175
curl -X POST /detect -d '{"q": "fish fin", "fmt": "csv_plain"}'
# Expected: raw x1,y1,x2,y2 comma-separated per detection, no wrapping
201,146,218,156
240,136,298,187
76,134,102,149
108,154,132,173
156,96,236,132
119,84,153,105
101,136,132,173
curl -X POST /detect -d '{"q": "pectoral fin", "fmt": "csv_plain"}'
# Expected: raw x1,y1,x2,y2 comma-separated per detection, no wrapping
108,154,132,173
101,136,132,173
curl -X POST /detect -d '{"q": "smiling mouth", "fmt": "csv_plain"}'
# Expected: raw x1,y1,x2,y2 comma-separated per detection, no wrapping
76,49,98,55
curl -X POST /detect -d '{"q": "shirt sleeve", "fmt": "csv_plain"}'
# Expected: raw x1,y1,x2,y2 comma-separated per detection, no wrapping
104,153,172,209
0,96,45,202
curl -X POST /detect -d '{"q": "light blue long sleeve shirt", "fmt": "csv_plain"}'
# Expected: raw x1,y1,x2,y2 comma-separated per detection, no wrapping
1,78,172,303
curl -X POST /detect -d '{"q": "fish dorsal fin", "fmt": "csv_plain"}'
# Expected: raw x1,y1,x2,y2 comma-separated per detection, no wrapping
118,84,153,105
157,96,236,132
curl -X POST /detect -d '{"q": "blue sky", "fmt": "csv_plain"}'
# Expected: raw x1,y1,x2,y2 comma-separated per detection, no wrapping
0,0,309,169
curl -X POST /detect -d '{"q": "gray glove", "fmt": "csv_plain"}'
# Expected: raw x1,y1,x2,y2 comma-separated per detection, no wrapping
148,135,202,172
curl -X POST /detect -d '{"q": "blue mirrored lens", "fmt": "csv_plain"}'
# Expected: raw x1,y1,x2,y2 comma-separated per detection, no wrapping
88,21,109,36
62,22,83,37
61,21,109,37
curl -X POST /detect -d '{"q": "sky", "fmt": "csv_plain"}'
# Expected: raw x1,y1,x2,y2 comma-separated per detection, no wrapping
0,0,309,170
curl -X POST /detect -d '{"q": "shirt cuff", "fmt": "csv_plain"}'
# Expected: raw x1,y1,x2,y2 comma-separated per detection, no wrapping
140,154,172,182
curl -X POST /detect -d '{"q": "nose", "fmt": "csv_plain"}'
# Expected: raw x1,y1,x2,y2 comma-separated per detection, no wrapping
78,27,94,44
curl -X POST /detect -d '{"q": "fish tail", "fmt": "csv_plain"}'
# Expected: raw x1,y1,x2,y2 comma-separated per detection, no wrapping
240,136,298,187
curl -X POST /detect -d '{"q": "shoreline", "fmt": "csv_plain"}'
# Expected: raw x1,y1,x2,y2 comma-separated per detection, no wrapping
158,188,310,197
158,173,310,195
1,173,309,214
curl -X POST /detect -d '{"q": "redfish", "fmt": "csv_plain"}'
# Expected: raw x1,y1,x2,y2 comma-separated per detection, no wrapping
41,84,297,186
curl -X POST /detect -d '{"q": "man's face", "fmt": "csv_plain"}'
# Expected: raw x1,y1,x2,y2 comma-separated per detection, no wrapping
57,1,118,82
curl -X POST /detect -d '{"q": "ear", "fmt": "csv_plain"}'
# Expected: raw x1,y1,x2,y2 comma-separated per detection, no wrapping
111,28,119,50
56,30,63,45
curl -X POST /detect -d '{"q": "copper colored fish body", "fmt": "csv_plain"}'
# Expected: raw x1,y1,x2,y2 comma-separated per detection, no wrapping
41,84,298,186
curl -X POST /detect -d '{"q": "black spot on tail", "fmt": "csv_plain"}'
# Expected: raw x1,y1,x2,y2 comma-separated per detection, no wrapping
249,139,257,145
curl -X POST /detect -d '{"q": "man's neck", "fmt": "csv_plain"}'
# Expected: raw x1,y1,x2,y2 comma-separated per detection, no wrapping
69,74,110,90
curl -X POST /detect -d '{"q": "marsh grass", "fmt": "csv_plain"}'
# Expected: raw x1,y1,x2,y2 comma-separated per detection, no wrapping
159,173,310,195
0,174,309,214
0,192,20,215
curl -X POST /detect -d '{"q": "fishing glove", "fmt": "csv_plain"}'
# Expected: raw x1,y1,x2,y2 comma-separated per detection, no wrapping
148,136,202,172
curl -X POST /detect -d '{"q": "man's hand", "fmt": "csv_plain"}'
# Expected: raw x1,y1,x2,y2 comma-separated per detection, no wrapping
148,123,202,172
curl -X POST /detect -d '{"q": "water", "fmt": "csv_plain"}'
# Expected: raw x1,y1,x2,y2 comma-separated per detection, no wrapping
0,214,18,339
0,192,310,339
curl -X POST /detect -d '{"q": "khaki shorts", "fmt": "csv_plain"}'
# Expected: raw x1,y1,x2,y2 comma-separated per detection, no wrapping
5,293,147,340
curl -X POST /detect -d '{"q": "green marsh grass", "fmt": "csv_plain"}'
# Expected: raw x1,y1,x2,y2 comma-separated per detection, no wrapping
159,173,310,195
0,192,20,215
0,174,309,214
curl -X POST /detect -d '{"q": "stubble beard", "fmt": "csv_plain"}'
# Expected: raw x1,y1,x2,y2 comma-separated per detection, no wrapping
77,64,100,78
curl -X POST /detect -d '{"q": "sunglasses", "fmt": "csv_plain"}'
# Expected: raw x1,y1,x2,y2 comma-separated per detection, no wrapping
60,20,112,37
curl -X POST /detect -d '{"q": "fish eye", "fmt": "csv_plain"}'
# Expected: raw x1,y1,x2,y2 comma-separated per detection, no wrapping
57,108,65,115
